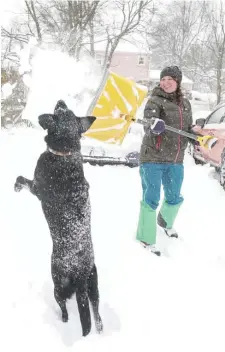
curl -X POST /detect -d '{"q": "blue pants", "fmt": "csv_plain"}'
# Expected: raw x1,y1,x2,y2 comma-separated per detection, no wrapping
140,163,184,210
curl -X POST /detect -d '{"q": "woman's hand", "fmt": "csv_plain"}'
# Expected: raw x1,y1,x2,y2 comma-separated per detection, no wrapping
149,118,165,135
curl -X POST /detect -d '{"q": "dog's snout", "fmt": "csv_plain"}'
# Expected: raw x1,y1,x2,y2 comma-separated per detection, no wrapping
54,100,68,113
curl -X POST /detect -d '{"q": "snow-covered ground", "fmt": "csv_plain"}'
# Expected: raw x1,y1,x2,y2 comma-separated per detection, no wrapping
1,46,225,351
1,126,225,352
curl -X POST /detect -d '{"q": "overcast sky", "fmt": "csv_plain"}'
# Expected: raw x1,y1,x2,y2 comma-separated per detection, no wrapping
1,0,222,29
1,0,25,27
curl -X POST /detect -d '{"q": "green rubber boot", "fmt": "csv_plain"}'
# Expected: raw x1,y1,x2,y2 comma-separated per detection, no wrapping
136,201,156,245
157,200,183,237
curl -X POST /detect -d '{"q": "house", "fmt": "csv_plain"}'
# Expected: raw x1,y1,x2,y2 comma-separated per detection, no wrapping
95,41,150,84
95,42,193,94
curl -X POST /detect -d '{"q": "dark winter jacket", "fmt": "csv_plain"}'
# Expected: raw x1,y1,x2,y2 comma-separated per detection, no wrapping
140,86,193,164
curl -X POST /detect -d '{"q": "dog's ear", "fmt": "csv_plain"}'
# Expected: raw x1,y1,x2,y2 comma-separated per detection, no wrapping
79,116,96,133
38,114,55,130
54,100,68,113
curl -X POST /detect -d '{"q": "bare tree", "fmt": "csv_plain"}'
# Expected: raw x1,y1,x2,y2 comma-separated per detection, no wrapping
1,23,32,69
25,0,42,42
68,1,100,59
184,1,225,101
2,0,101,60
97,0,154,69
144,0,225,101
2,0,154,66
148,1,207,69
202,0,225,103
1,0,42,70
31,0,100,59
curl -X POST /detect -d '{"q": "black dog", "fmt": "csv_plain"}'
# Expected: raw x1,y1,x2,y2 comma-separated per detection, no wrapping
14,100,103,336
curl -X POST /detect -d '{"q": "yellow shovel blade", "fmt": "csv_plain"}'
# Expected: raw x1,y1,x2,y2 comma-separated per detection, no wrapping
84,71,148,145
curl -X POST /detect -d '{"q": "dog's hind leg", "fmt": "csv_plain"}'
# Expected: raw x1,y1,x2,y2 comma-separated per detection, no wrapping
51,265,70,322
88,264,103,333
75,280,91,336
54,287,69,322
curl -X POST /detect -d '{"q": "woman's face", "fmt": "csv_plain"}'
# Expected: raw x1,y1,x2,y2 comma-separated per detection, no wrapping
160,76,177,93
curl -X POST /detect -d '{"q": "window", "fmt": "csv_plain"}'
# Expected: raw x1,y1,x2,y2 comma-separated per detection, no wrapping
220,107,225,123
206,106,225,124
221,113,225,123
138,55,145,65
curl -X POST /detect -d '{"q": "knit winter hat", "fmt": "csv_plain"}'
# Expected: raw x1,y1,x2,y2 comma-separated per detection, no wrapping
160,66,182,84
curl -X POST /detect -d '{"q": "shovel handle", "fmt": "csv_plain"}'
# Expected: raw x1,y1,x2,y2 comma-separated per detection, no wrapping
135,118,217,149
135,118,198,141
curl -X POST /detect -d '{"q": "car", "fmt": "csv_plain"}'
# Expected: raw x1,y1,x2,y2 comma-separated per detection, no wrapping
191,102,225,189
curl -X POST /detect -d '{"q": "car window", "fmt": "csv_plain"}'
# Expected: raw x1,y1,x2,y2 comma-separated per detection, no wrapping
206,106,225,124
220,109,225,123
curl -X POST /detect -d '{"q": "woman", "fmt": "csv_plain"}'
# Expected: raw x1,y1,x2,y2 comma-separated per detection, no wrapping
136,66,193,256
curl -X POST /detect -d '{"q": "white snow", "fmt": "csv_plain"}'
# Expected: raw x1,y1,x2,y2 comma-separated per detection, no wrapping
21,47,102,125
1,127,225,351
1,82,14,99
1,47,225,352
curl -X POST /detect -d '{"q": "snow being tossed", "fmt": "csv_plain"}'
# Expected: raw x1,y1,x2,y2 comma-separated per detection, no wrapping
20,39,103,126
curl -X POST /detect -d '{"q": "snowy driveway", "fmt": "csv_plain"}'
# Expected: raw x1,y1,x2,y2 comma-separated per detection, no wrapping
1,129,225,352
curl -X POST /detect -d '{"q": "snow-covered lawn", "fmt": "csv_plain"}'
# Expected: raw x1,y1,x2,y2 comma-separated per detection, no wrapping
1,128,225,352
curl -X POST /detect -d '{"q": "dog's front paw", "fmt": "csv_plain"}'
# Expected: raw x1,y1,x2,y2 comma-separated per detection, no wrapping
14,182,23,192
14,176,24,192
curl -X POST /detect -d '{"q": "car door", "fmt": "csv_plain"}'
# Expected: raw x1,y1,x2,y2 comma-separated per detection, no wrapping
202,105,225,165
205,105,225,127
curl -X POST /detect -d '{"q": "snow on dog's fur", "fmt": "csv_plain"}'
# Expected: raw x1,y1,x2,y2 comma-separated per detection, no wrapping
14,100,103,337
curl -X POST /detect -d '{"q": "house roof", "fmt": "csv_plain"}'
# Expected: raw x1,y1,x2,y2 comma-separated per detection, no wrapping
149,69,193,84
95,39,148,54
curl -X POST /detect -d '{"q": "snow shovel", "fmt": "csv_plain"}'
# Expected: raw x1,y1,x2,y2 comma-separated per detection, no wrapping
135,118,218,150
84,70,148,144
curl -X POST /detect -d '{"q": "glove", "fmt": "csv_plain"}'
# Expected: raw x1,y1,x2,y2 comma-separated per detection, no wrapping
149,118,165,135
188,138,200,147
188,126,200,147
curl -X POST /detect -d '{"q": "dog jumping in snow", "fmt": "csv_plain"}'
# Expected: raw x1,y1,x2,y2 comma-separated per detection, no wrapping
14,100,103,337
